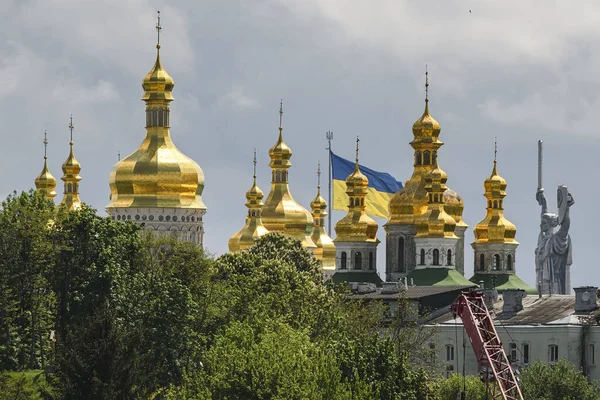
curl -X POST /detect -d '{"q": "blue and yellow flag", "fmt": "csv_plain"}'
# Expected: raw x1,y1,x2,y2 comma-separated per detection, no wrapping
331,151,403,219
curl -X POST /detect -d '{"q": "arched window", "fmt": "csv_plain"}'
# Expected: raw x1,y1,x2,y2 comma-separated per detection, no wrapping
416,152,422,165
493,200,498,208
369,252,374,270
158,108,164,126
493,254,500,270
354,252,362,270
434,194,439,202
424,150,431,165
275,170,281,182
398,237,405,272
420,248,425,265
67,183,72,193
433,249,440,266
479,254,485,271
447,249,452,266
507,254,513,271
341,252,347,269
282,171,287,182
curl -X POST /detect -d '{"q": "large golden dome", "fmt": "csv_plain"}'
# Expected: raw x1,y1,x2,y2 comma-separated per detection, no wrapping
261,103,316,248
473,160,517,243
388,95,465,228
107,44,206,210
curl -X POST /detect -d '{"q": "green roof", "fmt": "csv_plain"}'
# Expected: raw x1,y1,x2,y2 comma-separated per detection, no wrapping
330,271,383,285
407,268,474,287
469,273,537,295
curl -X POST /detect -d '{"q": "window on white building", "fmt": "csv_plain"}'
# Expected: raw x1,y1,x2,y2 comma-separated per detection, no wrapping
548,344,559,363
433,249,440,266
445,345,454,362
522,343,530,365
509,343,517,363
590,344,595,366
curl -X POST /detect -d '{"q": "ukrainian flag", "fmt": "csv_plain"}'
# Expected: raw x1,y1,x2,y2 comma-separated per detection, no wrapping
331,151,403,219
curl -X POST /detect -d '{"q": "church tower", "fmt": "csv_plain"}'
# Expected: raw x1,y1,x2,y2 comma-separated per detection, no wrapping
107,12,207,245
228,150,269,252
60,117,82,211
34,131,57,201
385,69,467,282
470,143,535,293
310,163,336,277
261,101,316,249
332,138,381,284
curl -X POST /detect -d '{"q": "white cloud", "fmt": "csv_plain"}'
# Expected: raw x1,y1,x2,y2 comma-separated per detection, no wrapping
218,86,260,110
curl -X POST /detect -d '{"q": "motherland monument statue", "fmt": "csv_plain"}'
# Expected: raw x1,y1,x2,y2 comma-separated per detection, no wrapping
535,140,574,295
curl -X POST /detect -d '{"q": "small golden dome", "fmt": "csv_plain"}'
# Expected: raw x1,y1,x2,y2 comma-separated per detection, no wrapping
412,101,441,141
473,160,517,244
35,132,57,200
335,143,379,243
62,143,81,177
142,46,174,102
310,165,336,269
415,157,457,238
229,158,270,253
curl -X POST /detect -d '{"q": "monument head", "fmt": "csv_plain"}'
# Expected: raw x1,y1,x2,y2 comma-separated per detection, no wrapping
541,212,558,232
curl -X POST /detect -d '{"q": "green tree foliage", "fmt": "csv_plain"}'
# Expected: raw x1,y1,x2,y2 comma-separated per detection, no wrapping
520,360,600,400
432,373,486,400
0,191,56,371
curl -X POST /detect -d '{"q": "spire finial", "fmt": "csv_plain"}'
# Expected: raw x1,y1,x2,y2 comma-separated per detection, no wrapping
253,148,257,182
43,130,48,159
494,137,497,163
118,151,121,161
68,115,74,144
317,161,321,190
156,10,162,50
425,64,429,104
279,99,283,128
355,136,360,169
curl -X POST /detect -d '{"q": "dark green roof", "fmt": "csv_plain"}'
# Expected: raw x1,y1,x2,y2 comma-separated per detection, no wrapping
469,273,537,295
407,268,474,287
330,271,383,285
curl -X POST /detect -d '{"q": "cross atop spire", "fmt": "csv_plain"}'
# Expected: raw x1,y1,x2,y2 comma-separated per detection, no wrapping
425,64,429,104
494,137,498,163
317,162,321,189
279,99,283,129
43,130,48,159
156,10,162,49
68,115,74,143
355,136,360,163
253,148,257,180
118,151,121,161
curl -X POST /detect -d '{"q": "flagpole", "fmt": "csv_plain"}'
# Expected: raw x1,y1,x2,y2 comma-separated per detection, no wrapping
326,131,334,234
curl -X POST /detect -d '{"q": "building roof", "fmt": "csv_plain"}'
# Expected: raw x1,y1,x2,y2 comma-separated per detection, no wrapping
407,268,474,286
432,294,599,326
331,271,383,285
469,273,536,295
346,284,474,301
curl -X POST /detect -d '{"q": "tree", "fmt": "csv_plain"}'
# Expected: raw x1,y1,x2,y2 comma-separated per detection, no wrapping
520,360,600,400
0,191,56,371
433,373,486,400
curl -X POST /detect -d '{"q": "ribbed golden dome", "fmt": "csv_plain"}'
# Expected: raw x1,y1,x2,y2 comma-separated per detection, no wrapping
107,43,206,210
335,151,379,243
412,102,441,141
261,103,316,248
229,161,270,253
415,157,457,238
35,133,57,200
310,165,336,269
473,160,517,244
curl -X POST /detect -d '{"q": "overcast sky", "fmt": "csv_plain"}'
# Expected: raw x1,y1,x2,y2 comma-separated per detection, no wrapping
2,0,598,289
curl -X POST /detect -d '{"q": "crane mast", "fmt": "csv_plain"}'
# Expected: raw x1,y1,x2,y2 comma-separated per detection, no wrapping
450,290,523,400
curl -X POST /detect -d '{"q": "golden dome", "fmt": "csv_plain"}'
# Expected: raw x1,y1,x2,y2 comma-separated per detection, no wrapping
473,160,517,244
310,164,336,269
60,117,82,211
388,75,466,229
229,154,270,253
261,103,316,248
35,132,57,200
107,34,206,210
335,143,379,243
415,157,457,238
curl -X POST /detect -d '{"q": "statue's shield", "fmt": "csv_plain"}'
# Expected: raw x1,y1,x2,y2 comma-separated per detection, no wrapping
557,185,568,225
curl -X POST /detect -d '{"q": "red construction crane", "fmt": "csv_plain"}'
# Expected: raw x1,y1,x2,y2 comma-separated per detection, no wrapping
450,289,523,400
